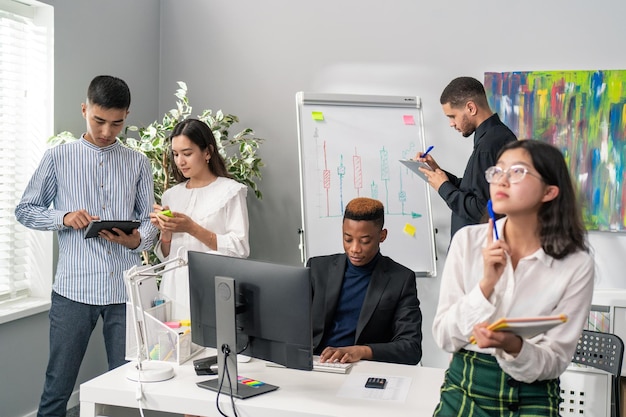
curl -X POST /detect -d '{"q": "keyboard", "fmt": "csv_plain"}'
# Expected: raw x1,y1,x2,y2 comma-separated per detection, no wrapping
312,356,353,374
264,356,353,374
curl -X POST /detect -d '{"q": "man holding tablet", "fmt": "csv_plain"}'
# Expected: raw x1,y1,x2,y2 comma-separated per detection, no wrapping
15,75,157,417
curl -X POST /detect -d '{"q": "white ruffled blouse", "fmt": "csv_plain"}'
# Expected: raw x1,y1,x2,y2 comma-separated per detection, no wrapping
155,176,250,320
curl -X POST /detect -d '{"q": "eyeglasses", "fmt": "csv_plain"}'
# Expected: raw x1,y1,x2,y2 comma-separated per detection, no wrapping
485,165,543,184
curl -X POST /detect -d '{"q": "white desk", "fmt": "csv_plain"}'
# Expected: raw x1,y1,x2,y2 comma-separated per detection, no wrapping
80,356,445,417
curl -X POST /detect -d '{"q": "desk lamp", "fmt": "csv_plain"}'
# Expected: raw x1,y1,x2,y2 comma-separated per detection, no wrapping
124,249,187,382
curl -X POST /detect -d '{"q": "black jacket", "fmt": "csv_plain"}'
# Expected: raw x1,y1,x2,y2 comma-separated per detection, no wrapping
439,113,517,239
307,253,423,365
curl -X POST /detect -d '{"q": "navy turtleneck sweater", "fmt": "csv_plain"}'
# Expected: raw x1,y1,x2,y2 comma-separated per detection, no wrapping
322,252,381,348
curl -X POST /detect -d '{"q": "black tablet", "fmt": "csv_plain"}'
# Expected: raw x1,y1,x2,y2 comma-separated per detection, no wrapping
84,220,141,239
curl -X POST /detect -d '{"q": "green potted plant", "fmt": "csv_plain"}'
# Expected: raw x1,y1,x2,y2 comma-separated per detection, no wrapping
49,81,264,201
122,81,264,201
48,81,265,264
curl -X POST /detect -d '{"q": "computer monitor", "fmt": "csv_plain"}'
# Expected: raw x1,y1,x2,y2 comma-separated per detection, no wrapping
187,251,313,398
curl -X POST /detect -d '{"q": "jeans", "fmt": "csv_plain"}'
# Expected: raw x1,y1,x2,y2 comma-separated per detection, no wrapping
37,291,127,417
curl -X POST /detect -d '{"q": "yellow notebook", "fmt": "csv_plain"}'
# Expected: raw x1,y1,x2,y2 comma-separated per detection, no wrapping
469,314,568,344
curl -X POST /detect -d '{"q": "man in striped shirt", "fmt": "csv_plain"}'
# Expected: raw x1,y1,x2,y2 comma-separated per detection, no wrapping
15,75,158,417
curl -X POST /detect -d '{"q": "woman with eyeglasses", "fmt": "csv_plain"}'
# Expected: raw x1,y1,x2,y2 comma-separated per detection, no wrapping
432,139,594,417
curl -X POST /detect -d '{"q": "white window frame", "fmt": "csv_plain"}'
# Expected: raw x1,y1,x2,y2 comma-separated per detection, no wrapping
0,0,53,324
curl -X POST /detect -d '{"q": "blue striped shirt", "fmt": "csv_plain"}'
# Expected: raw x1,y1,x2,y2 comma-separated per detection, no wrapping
15,137,158,305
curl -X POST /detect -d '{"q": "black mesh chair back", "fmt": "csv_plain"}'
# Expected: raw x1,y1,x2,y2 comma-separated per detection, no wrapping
572,330,624,417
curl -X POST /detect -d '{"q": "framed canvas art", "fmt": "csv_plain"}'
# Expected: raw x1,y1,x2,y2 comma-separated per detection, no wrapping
485,70,626,232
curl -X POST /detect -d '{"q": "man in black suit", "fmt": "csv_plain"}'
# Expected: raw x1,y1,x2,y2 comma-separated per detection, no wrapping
307,197,422,365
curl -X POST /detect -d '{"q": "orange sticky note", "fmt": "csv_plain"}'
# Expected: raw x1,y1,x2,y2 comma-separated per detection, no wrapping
312,111,324,121
403,223,416,237
403,115,415,125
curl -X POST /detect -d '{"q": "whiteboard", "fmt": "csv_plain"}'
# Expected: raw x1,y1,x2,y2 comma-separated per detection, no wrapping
296,92,436,277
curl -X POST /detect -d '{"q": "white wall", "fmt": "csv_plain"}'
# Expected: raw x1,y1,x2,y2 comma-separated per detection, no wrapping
159,0,626,368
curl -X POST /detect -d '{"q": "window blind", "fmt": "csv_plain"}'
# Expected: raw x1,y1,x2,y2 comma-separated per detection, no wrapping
0,3,52,304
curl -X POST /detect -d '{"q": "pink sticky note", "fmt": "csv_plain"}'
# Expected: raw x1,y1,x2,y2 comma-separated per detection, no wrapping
403,115,415,125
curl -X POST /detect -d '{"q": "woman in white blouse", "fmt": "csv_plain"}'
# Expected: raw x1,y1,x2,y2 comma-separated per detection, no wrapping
150,118,249,321
432,140,594,417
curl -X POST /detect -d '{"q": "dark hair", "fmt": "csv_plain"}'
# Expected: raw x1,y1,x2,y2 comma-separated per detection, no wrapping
440,76,489,110
496,140,588,259
87,75,131,110
343,197,385,229
169,118,231,183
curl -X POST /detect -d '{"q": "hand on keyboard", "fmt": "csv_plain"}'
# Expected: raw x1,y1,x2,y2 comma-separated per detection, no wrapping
265,356,354,373
312,356,353,374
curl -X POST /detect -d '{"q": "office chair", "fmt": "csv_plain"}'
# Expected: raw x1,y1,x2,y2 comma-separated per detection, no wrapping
571,330,624,417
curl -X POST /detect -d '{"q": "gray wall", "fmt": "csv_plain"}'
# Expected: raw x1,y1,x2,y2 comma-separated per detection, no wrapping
3,1,626,416
158,0,626,370
51,0,161,134
0,1,161,416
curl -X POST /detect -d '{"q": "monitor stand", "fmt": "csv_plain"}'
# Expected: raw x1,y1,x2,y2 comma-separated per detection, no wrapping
196,276,278,399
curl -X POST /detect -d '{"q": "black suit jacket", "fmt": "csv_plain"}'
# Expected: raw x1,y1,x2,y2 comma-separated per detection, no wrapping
307,253,423,365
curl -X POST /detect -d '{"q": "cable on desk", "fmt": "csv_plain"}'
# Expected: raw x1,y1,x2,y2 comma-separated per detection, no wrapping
134,364,146,417
215,344,239,417
237,336,249,355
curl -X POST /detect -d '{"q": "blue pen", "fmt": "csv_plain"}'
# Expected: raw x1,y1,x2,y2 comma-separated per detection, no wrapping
487,200,499,240
422,145,434,157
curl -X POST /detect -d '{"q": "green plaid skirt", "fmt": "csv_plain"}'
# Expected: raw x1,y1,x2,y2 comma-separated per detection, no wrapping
433,349,560,417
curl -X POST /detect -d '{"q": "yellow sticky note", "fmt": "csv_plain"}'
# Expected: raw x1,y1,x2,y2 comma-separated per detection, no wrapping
403,115,415,125
312,111,324,121
403,223,416,237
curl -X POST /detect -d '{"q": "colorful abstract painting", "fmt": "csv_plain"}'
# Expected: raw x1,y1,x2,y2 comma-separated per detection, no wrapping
485,70,626,232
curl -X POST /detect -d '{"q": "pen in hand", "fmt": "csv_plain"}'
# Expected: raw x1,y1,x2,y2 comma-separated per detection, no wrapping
487,200,499,240
421,145,434,158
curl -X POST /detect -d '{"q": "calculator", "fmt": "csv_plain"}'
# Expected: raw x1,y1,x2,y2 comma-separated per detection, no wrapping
364,377,387,389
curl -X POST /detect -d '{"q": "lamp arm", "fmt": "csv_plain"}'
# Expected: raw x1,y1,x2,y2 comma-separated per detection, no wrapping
125,247,188,368
128,247,188,281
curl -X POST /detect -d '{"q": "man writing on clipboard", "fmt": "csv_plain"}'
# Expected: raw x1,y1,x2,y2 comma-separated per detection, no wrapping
415,76,517,241
15,75,157,417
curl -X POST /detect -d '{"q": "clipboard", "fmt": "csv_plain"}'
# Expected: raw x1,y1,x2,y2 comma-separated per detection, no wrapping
84,220,141,239
469,314,568,343
399,159,433,181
